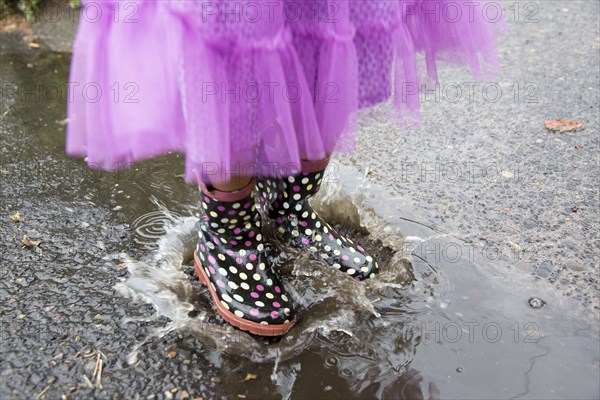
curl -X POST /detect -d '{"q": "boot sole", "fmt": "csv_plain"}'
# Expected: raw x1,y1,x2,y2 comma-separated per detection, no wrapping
193,251,295,337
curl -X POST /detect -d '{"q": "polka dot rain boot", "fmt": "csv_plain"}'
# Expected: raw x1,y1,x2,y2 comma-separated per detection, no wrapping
258,159,379,281
194,178,296,336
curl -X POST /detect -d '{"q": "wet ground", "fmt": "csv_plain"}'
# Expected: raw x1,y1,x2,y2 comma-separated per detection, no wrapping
1,1,599,399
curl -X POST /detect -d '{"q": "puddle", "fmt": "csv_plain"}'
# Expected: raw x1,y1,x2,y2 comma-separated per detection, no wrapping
116,165,415,363
116,164,599,399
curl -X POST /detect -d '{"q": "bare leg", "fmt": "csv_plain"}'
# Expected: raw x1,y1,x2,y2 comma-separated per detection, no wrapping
211,176,253,192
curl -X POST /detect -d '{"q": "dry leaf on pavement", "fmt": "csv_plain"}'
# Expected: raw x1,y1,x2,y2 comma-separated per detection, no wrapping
544,118,584,133
10,211,21,222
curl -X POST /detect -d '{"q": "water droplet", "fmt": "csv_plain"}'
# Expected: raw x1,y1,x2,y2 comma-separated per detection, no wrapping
528,297,546,309
324,356,338,367
340,368,353,378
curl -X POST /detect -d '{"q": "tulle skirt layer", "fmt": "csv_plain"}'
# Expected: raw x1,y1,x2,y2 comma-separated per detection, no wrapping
66,0,505,183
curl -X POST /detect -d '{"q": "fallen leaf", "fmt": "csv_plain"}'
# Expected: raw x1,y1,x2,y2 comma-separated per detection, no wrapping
243,373,257,381
22,235,42,248
10,211,21,222
544,118,584,133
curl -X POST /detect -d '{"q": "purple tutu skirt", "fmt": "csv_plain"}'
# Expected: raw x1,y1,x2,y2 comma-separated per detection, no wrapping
66,0,504,183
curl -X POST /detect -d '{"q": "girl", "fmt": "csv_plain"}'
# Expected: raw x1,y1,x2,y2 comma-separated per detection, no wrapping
67,1,503,336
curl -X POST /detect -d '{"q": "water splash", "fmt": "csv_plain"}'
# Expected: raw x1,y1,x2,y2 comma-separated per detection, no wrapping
114,165,426,364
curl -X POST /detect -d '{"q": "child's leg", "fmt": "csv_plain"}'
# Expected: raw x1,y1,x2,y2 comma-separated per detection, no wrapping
211,176,253,192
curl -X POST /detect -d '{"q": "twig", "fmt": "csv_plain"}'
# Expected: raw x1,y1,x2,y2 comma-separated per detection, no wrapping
92,353,100,380
92,350,106,389
96,355,103,389
82,375,94,389
36,382,53,399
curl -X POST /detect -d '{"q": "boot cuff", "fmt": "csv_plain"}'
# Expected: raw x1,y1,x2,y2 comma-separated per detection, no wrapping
198,178,256,202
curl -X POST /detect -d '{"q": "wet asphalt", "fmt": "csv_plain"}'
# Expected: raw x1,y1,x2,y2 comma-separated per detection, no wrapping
351,0,600,310
1,1,599,399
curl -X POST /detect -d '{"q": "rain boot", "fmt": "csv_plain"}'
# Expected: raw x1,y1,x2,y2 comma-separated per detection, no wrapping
194,178,296,336
257,159,379,281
